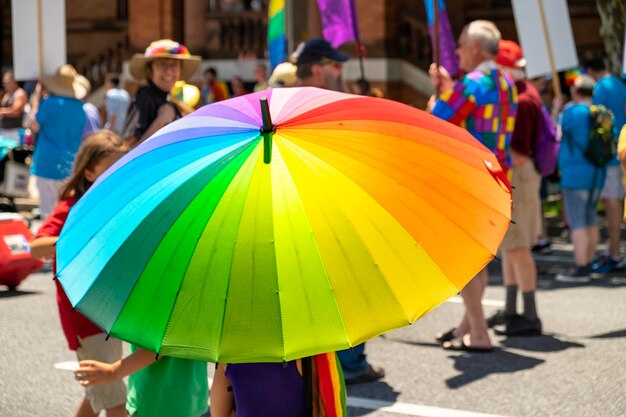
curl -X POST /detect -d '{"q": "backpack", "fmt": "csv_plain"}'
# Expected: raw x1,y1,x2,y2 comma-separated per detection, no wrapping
533,106,560,176
584,104,616,167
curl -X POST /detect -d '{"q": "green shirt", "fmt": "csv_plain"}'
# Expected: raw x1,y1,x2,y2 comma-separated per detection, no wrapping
126,345,209,417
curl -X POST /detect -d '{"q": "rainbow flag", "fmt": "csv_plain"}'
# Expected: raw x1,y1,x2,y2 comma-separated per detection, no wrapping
268,0,286,70
424,0,459,77
314,353,347,417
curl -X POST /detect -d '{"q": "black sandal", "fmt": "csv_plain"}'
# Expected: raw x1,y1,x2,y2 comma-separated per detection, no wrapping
435,328,457,343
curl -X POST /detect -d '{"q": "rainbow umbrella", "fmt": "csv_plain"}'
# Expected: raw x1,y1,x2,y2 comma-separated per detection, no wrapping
56,87,511,363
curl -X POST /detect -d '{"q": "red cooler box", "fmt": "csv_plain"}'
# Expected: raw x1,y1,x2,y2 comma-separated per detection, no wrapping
0,213,43,290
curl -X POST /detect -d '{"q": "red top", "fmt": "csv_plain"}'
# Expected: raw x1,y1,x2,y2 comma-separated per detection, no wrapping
511,81,542,157
36,196,102,350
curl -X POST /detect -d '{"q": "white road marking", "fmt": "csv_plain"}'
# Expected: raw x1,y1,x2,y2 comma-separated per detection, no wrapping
347,396,508,417
446,296,504,308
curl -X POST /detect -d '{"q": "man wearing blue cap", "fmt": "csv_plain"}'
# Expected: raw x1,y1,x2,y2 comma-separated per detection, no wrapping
294,38,385,385
294,39,349,91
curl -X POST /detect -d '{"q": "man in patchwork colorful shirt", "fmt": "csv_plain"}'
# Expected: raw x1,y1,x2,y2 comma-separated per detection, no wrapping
429,20,517,352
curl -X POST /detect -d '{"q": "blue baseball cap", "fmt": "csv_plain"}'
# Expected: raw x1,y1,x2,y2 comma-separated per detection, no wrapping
294,39,350,66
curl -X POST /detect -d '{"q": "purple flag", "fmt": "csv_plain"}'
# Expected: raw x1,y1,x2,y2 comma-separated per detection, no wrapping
316,0,360,48
424,0,460,77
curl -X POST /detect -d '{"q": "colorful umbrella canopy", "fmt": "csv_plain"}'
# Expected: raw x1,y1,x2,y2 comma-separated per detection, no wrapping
57,87,511,363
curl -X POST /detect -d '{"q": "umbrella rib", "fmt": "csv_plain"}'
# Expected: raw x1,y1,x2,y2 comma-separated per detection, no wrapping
273,258,287,362
214,247,232,364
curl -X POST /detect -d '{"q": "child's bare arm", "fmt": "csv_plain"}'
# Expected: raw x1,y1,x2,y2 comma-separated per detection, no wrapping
210,364,235,417
74,348,156,386
30,236,58,259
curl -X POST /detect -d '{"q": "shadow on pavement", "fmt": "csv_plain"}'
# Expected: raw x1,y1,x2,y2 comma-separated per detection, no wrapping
499,334,584,352
0,289,40,299
446,349,544,389
589,328,626,339
346,380,400,416
383,337,441,349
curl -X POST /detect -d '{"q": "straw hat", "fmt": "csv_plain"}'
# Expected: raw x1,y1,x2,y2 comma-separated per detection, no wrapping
42,65,90,99
129,39,201,81
268,62,297,88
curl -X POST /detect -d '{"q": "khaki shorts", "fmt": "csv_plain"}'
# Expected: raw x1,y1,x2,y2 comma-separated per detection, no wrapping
501,159,541,250
76,333,126,413
601,165,625,200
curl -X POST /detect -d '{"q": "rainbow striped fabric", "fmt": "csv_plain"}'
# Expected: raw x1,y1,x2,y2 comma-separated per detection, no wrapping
145,40,191,58
314,353,347,417
268,0,286,70
564,68,583,87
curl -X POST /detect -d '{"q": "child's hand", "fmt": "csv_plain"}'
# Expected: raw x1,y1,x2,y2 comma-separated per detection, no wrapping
74,360,120,386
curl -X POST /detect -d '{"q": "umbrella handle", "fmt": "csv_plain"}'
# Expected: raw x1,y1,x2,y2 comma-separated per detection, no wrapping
260,97,275,164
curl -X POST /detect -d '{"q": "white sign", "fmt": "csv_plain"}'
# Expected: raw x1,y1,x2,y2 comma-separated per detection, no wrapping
511,0,578,79
11,0,66,80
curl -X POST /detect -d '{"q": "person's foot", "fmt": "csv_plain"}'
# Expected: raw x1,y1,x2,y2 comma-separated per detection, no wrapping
486,309,515,328
591,256,624,273
344,364,385,385
555,266,591,283
442,334,492,352
442,340,494,352
494,315,542,336
531,240,552,255
435,327,457,344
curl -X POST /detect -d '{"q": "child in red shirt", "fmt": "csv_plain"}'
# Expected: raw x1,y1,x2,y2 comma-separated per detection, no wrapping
31,130,128,417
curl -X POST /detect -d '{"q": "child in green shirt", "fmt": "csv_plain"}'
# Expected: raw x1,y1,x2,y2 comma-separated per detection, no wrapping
74,346,208,417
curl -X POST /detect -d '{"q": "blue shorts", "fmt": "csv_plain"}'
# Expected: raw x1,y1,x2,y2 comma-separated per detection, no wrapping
561,188,602,230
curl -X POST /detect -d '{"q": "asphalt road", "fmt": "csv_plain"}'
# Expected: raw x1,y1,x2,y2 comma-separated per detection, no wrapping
1,235,625,417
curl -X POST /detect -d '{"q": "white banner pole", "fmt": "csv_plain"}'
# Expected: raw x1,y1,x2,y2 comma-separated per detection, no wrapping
37,0,43,78
537,0,561,100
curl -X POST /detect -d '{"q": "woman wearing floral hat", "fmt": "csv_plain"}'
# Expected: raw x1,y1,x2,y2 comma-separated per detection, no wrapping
122,39,200,148
76,40,209,417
